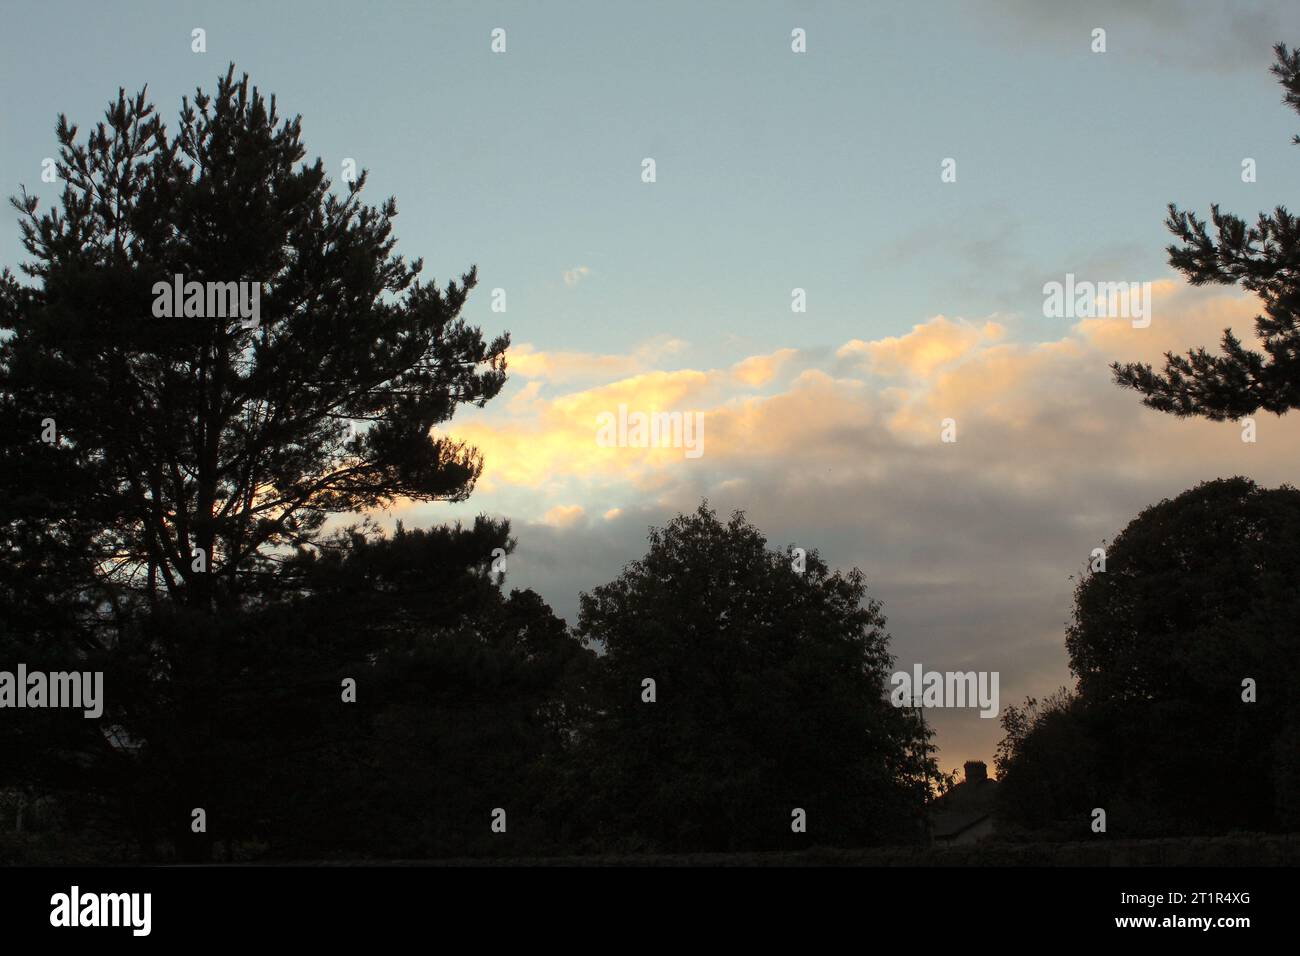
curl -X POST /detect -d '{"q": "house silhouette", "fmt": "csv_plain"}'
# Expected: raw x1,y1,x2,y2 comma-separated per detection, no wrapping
929,761,998,845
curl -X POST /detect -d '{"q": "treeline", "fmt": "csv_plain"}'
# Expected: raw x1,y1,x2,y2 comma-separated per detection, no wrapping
1,506,941,861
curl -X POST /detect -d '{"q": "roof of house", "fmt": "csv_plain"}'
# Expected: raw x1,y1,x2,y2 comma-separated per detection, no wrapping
929,777,999,839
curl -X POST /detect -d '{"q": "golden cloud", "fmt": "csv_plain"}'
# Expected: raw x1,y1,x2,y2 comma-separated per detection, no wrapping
446,285,1296,497
838,317,1006,378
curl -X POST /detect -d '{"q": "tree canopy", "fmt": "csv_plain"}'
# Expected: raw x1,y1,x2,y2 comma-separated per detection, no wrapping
573,504,940,852
997,478,1300,836
1,65,508,620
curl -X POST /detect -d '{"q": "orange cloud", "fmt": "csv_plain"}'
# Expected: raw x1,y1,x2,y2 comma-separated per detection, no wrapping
731,348,799,387
1075,279,1261,362
446,283,1295,502
541,504,587,527
506,337,689,385
449,368,714,489
839,317,1006,378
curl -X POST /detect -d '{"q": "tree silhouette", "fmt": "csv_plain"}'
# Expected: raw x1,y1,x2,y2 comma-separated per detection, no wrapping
242,521,596,860
0,66,509,860
994,690,1101,838
998,478,1300,836
3,65,507,614
573,503,939,852
1113,44,1300,420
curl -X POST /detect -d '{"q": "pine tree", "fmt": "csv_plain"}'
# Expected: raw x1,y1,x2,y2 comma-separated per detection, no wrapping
1113,44,1300,419
0,66,508,860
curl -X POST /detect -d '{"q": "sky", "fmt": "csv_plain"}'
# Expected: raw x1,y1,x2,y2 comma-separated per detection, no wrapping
4,0,1300,772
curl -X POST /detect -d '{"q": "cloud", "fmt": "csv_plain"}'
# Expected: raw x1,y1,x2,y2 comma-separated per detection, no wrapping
562,265,591,287
506,337,689,385
458,283,1272,494
1075,279,1260,360
449,367,716,489
507,343,642,384
541,504,587,528
730,348,800,387
838,317,1006,379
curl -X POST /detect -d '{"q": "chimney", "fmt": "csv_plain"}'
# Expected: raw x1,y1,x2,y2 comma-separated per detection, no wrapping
963,760,988,784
